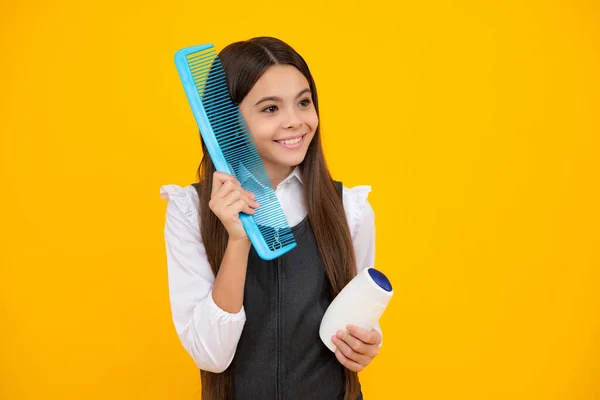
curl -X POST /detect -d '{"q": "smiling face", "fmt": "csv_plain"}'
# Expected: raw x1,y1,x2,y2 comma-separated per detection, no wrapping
239,64,319,185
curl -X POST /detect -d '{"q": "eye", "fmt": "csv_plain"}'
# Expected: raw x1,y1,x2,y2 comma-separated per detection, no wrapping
262,105,278,113
299,98,311,107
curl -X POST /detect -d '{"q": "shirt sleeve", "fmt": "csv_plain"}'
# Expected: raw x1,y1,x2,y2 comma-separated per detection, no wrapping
160,184,246,372
342,185,383,347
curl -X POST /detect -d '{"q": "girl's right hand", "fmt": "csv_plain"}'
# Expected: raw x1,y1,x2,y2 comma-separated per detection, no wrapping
209,171,260,241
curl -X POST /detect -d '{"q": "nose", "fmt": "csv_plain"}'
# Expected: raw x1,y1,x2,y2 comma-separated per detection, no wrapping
283,106,303,130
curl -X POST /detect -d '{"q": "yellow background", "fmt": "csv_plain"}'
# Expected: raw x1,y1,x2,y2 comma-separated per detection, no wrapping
2,0,599,399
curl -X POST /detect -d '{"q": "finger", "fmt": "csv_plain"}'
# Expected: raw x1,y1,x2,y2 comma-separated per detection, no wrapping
211,172,239,197
214,182,256,204
211,172,230,197
223,188,259,208
334,347,364,372
214,180,239,201
211,172,255,201
222,189,243,207
337,329,378,358
213,171,237,183
331,335,372,366
347,324,381,346
213,179,233,200
240,195,260,210
243,190,258,204
232,199,256,215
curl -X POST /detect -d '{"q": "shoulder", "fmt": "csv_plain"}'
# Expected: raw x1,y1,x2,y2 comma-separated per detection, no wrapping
341,184,374,239
160,184,200,227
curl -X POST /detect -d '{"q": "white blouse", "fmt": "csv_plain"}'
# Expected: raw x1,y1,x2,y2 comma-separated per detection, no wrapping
160,167,380,373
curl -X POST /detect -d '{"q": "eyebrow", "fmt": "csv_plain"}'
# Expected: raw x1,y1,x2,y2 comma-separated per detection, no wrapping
254,88,312,106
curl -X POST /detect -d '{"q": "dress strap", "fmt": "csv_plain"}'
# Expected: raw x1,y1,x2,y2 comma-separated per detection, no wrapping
333,180,343,200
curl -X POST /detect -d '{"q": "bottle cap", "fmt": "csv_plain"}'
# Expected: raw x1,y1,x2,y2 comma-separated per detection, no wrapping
368,268,392,292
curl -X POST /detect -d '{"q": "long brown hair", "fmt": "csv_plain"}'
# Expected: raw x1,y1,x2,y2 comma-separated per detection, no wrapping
196,36,360,400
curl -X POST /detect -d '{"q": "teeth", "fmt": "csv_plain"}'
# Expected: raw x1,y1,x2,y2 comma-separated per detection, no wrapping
279,137,302,145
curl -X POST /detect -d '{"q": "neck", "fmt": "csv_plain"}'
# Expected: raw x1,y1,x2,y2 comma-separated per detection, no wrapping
265,165,294,189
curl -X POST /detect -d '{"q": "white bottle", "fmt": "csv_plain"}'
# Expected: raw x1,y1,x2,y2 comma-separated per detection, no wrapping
319,267,393,352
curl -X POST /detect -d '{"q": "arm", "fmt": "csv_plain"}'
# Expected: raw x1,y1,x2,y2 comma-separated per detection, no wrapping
332,186,383,372
345,186,383,346
163,188,247,373
211,237,251,313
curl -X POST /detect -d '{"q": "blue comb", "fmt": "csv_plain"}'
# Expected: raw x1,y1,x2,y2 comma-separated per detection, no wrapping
174,44,297,260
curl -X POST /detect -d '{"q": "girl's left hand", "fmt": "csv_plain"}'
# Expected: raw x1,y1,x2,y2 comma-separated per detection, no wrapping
331,324,382,372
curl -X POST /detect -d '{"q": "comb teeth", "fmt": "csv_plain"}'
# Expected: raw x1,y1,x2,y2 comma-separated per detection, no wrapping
180,46,296,254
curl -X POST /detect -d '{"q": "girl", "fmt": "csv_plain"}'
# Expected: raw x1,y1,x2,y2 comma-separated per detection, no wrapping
160,37,382,400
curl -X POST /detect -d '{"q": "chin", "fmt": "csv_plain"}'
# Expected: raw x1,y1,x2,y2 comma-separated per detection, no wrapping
284,154,307,167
